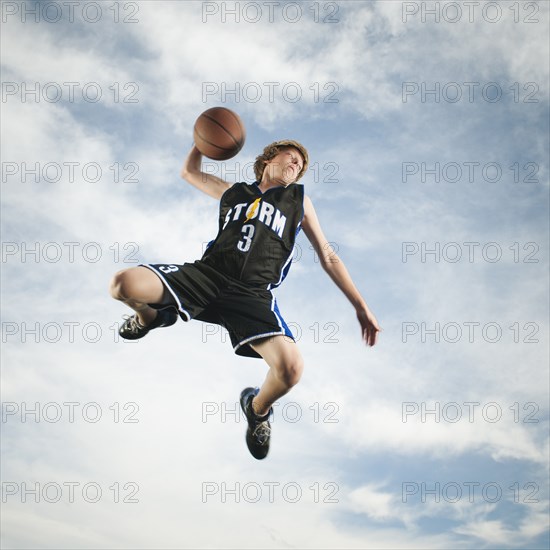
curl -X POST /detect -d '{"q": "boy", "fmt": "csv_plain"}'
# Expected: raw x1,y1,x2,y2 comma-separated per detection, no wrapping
109,140,381,460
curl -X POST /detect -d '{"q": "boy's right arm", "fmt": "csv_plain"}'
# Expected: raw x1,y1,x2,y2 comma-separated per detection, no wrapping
180,145,232,200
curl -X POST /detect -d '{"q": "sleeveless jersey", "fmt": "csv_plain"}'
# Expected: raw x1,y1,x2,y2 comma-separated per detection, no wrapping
200,181,305,289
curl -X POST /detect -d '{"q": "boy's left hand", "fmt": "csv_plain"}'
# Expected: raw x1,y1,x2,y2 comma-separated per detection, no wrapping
357,307,381,347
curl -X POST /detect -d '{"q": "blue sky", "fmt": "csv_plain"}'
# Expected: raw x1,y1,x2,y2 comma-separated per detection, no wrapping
1,1,549,548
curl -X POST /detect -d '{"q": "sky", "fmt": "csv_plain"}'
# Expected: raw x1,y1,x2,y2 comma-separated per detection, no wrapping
1,0,549,549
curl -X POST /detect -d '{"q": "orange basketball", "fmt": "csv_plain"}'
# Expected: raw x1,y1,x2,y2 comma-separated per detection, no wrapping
193,107,246,160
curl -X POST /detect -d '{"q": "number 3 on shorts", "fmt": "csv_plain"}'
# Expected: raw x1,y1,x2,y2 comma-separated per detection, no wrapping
159,265,179,274
237,224,255,252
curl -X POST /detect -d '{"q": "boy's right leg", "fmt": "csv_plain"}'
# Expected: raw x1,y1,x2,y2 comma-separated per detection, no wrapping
109,266,176,329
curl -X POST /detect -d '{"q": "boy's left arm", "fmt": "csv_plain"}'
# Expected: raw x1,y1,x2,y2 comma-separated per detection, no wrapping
301,194,381,347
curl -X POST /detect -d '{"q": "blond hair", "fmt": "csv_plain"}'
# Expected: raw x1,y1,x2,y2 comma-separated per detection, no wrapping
253,140,309,182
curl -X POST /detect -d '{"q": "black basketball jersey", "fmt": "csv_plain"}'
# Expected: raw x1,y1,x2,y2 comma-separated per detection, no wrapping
200,181,305,289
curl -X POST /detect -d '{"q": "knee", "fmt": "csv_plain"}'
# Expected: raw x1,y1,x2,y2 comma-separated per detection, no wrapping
109,270,130,301
277,356,304,388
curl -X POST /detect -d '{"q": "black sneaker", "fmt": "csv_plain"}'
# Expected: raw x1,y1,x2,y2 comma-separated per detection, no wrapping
119,307,178,340
240,387,272,460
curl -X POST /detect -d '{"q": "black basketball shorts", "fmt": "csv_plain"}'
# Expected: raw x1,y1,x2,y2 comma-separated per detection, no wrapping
143,260,295,359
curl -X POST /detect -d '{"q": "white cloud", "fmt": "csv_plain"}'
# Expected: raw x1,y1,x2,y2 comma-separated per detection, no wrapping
454,511,550,548
348,483,396,521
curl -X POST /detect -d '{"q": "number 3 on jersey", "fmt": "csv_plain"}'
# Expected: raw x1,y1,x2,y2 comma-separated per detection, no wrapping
237,224,255,252
159,265,179,274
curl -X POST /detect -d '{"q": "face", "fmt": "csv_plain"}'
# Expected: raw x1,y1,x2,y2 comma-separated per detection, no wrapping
265,148,304,185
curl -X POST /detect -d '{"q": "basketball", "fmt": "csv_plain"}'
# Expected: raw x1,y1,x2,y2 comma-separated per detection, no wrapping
193,107,246,160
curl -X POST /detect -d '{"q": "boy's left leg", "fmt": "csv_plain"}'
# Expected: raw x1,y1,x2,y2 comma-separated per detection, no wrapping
239,335,304,459
249,335,304,416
